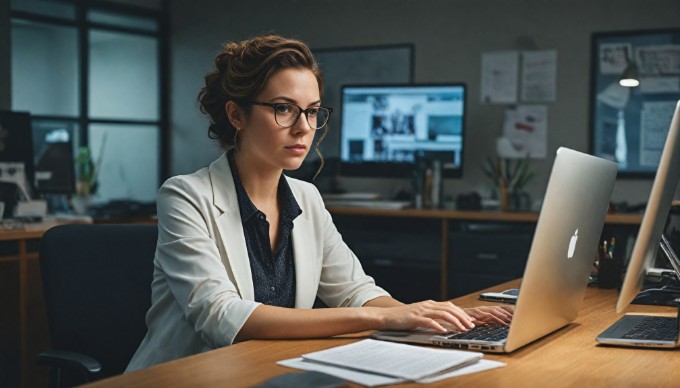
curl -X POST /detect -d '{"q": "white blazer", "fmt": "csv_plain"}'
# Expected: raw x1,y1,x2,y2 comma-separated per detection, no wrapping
126,153,389,371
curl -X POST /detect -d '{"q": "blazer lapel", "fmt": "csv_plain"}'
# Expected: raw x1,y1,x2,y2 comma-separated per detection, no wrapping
209,153,255,301
290,188,319,308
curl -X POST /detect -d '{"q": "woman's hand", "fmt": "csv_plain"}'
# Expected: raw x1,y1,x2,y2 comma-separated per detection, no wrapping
464,306,514,326
370,300,476,333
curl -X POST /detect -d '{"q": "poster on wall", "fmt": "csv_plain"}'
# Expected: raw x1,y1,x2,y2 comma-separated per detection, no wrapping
590,29,680,177
521,50,557,102
480,51,519,104
497,105,548,159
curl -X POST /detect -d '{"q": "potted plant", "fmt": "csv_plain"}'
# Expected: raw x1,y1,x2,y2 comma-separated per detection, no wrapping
71,145,104,214
75,147,99,196
482,156,534,211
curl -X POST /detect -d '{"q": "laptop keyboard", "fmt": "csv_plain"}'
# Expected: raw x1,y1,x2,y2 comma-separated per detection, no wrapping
446,324,509,341
621,316,678,341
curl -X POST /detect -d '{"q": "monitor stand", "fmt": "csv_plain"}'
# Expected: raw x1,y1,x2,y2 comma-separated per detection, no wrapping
633,234,680,307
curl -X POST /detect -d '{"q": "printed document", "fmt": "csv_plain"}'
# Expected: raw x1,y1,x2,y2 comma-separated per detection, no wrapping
299,339,482,381
278,357,506,387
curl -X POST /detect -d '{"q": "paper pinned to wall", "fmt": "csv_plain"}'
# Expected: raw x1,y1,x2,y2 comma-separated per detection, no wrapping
639,77,680,94
498,105,548,159
636,45,680,75
640,101,676,166
599,43,631,75
521,50,557,102
481,51,519,104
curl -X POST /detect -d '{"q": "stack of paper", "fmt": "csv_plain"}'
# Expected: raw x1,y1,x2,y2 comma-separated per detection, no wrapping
277,339,505,386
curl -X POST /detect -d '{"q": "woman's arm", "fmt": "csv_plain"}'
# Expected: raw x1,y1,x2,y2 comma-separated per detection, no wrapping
236,297,514,342
235,299,477,342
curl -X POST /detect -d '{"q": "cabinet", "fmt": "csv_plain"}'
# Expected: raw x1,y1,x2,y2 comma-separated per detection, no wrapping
447,221,535,297
333,216,442,303
329,207,641,302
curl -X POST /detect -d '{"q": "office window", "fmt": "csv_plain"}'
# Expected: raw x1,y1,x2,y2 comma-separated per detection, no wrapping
89,123,159,202
10,0,76,19
87,9,158,31
89,30,159,120
10,1,167,203
11,19,79,116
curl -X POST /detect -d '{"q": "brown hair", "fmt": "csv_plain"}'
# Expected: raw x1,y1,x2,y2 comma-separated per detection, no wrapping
198,35,326,152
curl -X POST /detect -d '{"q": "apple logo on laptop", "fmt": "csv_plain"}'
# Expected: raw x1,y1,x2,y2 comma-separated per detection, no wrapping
567,229,578,259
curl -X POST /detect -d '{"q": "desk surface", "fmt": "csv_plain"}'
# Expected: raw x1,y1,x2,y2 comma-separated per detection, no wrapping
88,280,679,387
0,216,93,241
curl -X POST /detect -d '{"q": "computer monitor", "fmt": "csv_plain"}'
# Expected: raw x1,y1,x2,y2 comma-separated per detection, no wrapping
32,123,76,194
339,84,466,178
616,100,680,313
0,110,35,198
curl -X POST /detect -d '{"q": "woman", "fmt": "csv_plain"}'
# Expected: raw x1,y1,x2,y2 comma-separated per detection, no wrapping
127,35,512,371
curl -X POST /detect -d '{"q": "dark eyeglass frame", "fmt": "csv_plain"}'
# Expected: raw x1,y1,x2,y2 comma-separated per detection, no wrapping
246,101,333,130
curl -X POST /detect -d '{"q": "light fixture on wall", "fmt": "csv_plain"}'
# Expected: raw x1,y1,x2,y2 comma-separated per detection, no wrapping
619,47,640,88
619,62,640,87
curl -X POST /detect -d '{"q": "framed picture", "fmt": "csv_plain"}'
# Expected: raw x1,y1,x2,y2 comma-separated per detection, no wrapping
589,29,680,177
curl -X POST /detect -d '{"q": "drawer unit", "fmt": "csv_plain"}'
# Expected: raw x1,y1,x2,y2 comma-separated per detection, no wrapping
333,215,442,301
448,221,535,297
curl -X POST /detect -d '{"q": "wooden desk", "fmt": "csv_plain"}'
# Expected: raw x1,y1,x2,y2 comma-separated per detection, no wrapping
87,280,679,387
0,218,91,388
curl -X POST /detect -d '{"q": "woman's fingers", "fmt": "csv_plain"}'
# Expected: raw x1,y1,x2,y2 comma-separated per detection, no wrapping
464,306,514,325
378,302,518,333
380,300,477,332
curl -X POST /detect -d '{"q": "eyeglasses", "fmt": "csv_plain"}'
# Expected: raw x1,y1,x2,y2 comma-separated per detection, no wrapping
246,101,332,130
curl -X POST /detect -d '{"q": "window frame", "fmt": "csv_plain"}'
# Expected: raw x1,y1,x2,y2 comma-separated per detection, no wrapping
10,0,169,194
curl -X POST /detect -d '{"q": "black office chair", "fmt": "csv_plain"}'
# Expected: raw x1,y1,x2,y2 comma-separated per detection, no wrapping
37,224,157,387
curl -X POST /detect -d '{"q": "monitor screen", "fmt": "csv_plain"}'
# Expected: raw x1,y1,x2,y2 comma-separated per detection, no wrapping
616,100,680,312
0,110,35,197
32,123,76,194
339,84,466,178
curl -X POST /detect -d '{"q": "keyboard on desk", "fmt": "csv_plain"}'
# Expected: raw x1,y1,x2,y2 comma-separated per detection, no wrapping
446,323,510,342
621,316,678,342
323,199,412,210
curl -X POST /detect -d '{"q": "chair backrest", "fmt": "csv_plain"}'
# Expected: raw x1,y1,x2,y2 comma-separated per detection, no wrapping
39,224,157,380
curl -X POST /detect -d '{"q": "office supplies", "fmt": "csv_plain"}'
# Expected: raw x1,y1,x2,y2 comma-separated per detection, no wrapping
597,100,680,348
372,147,618,352
478,288,519,304
0,181,18,219
0,162,32,201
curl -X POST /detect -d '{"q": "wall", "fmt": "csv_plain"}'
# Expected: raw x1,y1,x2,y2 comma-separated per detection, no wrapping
169,0,679,203
0,1,10,110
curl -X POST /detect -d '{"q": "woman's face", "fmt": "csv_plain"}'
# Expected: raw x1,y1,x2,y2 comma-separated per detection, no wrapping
238,68,320,173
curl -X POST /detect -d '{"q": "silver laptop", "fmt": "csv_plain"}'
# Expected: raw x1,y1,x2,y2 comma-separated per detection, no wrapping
372,147,618,353
596,100,680,348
